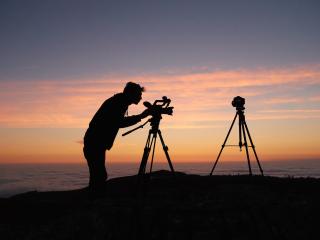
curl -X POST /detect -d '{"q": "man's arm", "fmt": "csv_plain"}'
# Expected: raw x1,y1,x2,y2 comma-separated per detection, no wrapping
119,115,142,128
119,109,150,128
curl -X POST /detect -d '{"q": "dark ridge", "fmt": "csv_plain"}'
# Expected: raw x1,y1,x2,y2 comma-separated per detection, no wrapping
1,170,320,240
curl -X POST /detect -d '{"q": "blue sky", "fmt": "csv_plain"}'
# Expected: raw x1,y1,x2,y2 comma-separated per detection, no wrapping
1,0,320,81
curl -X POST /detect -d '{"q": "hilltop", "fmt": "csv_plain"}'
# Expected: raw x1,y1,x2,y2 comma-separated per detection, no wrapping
1,171,319,240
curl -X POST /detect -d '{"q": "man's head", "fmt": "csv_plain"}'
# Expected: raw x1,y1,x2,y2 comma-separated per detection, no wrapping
123,82,145,105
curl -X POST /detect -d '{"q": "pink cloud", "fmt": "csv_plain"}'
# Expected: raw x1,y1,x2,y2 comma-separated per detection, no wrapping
1,64,320,128
309,96,320,102
263,97,306,105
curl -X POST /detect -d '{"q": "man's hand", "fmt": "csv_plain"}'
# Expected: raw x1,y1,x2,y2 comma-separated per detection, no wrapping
140,109,151,119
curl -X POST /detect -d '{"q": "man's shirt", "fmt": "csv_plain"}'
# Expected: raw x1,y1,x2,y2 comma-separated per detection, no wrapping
84,93,141,150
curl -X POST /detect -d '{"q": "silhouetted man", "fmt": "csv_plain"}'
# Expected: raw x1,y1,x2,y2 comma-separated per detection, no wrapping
83,82,150,191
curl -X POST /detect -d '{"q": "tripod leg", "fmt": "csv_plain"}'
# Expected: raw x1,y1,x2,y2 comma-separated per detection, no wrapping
210,113,238,175
241,117,252,175
243,121,264,176
157,130,175,173
149,133,157,174
239,111,243,151
138,131,153,176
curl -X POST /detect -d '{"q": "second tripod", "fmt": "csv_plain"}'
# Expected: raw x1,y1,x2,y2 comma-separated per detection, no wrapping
210,96,264,176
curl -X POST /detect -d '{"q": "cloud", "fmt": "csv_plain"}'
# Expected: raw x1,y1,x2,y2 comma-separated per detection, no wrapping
263,97,306,105
309,95,320,102
1,64,320,128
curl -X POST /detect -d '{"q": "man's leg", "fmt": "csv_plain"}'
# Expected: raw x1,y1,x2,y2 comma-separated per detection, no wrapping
83,146,107,189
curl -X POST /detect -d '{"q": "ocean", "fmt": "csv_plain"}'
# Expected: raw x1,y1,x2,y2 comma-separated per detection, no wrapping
1,160,320,198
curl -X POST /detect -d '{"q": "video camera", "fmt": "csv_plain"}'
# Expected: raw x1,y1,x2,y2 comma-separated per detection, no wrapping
232,96,245,111
122,96,173,137
143,96,173,117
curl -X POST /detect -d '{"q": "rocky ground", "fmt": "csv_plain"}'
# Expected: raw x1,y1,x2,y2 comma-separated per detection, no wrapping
1,170,320,240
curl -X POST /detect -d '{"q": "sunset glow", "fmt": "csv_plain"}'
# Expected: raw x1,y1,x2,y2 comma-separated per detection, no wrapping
1,1,320,165
1,64,320,164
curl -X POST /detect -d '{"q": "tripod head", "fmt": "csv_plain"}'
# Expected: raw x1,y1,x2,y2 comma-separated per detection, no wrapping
122,96,173,136
232,96,245,111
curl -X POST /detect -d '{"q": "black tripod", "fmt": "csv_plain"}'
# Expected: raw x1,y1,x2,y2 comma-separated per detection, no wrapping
122,115,175,177
210,107,264,176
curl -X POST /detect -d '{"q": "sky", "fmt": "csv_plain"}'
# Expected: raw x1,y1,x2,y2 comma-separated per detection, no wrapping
1,0,320,165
